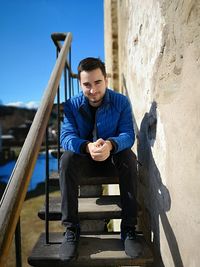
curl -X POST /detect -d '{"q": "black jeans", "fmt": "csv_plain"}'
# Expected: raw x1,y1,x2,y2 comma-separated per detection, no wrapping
59,148,138,230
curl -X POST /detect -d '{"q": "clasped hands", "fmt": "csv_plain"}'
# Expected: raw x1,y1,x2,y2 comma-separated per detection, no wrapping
86,138,112,161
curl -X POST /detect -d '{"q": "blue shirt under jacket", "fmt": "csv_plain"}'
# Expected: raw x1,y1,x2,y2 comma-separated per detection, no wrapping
60,88,135,154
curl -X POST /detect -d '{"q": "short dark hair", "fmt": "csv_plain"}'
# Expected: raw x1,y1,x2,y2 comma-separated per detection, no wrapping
77,57,106,80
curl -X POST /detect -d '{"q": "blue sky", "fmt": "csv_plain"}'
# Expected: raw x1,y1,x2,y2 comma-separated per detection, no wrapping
0,0,104,108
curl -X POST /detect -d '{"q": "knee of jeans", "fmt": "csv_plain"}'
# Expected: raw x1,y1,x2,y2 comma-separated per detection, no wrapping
60,150,75,171
122,148,136,158
117,149,136,162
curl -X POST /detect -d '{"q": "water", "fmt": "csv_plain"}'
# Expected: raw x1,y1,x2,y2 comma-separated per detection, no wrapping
0,152,58,191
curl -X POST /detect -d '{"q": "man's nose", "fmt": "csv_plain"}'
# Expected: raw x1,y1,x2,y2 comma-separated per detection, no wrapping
90,87,97,94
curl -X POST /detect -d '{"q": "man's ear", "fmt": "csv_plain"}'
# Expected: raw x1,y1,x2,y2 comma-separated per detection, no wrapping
105,76,108,87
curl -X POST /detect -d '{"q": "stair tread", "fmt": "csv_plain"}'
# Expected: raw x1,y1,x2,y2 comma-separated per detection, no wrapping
49,171,119,186
28,232,153,267
38,195,121,221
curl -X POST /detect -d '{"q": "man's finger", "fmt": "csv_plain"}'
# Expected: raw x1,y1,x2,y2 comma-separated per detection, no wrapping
95,138,105,147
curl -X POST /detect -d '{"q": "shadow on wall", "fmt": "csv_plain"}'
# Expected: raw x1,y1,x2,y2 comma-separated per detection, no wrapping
137,101,184,267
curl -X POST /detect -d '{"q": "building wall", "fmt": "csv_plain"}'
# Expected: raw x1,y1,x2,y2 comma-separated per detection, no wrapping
104,0,200,266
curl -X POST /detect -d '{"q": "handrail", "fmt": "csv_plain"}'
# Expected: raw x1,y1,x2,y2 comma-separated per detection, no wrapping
0,32,72,267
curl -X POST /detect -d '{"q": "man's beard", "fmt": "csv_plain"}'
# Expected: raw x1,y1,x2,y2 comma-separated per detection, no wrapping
88,95,104,106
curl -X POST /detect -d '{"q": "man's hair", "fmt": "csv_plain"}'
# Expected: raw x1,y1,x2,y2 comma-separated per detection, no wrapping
77,57,106,80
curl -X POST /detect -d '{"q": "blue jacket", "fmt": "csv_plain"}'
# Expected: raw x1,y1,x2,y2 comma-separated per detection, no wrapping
60,88,135,154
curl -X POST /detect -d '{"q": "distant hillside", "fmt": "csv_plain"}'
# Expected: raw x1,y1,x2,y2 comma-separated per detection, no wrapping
0,104,62,135
0,105,36,134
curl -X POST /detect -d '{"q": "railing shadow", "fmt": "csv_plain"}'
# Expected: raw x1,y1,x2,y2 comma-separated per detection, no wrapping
137,101,184,267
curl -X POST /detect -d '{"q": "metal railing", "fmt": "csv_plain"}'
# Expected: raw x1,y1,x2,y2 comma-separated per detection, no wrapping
0,32,74,267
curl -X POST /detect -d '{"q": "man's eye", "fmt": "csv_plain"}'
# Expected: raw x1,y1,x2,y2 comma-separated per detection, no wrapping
84,83,91,88
95,81,101,85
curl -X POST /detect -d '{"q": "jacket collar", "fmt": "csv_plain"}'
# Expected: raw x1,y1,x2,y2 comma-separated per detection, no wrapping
102,88,111,105
78,89,111,120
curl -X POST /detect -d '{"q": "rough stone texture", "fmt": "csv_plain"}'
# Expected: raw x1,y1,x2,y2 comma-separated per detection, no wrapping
104,0,200,266
104,0,119,91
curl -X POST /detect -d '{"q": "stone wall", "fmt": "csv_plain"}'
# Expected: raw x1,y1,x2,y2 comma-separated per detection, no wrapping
104,0,200,266
104,0,120,91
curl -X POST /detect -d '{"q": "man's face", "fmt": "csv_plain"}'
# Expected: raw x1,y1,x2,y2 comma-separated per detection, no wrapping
80,68,108,107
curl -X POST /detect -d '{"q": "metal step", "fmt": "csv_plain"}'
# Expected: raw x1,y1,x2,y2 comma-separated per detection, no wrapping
38,195,121,221
49,171,119,186
28,232,154,267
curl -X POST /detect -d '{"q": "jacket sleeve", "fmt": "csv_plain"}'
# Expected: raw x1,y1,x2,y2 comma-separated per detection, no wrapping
60,100,88,154
109,96,135,153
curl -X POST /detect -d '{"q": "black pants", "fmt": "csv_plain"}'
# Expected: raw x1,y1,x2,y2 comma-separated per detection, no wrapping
59,148,138,230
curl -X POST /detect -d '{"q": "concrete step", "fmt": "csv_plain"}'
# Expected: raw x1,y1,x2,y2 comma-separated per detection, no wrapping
49,171,119,186
28,232,154,267
38,195,122,221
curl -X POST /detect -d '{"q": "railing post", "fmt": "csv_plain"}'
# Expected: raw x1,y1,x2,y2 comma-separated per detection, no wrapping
15,218,22,267
64,64,68,101
68,47,72,98
56,48,61,170
57,87,61,171
45,126,49,244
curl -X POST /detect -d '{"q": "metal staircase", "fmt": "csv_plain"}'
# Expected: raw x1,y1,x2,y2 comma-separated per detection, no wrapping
28,172,153,267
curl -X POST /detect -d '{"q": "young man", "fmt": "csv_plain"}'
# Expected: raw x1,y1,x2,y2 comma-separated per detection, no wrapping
59,57,142,261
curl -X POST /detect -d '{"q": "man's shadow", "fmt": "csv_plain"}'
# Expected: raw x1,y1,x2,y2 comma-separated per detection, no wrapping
137,101,184,267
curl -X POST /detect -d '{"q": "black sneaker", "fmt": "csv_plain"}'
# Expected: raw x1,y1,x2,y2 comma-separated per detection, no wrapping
59,226,80,262
121,228,143,258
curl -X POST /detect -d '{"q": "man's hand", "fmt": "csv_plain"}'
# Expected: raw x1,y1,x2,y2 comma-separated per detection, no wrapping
86,138,113,161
